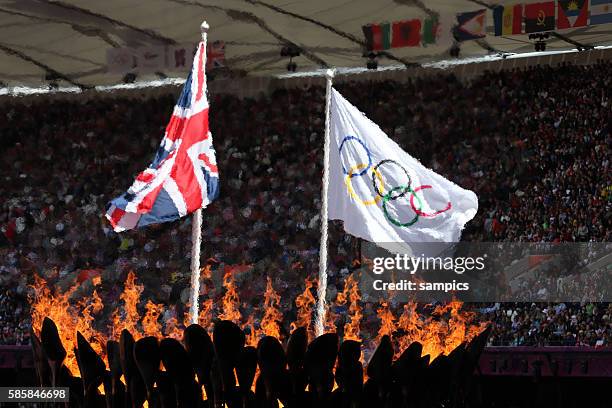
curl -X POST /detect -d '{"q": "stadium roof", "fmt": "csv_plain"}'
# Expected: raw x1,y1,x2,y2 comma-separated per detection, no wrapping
1,0,611,88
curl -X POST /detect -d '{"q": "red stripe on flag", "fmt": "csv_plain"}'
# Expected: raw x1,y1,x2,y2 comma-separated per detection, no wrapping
171,156,202,212
109,207,125,228
371,25,383,51
136,171,154,183
195,44,205,102
512,4,523,34
198,152,218,173
137,183,165,212
164,115,187,142
169,109,210,212
180,109,208,145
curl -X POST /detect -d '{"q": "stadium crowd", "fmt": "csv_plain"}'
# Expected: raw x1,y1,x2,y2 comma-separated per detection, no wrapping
484,302,612,347
0,60,610,346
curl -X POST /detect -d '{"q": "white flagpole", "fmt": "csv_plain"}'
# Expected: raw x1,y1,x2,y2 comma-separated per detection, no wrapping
189,208,203,325
188,21,209,326
315,68,335,337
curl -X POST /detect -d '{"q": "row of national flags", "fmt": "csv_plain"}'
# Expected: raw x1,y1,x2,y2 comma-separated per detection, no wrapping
493,0,612,35
362,18,441,50
362,14,485,49
363,0,612,50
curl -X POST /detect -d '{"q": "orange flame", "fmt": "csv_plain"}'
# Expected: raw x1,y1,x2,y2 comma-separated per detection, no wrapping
243,315,258,347
289,276,316,338
392,300,485,360
198,299,214,329
29,274,103,375
396,302,421,355
29,271,228,377
164,311,183,340
111,271,143,340
376,301,396,344
341,275,362,342
260,277,283,340
75,289,107,363
200,264,212,280
324,302,338,333
29,267,485,379
218,270,241,324
142,300,164,337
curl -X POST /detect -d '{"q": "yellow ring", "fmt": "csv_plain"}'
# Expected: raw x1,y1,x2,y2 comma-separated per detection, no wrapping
345,164,383,206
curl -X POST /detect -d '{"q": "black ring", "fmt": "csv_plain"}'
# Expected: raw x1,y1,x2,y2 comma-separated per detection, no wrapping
372,159,412,200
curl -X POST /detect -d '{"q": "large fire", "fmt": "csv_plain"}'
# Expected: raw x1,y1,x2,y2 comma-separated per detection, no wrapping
29,269,485,377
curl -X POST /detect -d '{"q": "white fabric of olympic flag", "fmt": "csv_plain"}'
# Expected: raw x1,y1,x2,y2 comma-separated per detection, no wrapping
105,41,219,232
328,88,477,253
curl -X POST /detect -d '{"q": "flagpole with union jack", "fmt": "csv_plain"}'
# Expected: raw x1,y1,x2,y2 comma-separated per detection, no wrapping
188,20,210,325
105,20,219,325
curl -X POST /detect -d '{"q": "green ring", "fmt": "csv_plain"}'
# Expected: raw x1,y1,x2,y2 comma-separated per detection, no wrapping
382,186,422,227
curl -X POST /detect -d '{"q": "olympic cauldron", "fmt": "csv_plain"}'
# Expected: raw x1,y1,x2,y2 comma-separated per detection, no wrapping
32,317,490,408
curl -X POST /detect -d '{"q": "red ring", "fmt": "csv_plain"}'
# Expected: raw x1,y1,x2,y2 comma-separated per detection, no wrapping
409,185,452,217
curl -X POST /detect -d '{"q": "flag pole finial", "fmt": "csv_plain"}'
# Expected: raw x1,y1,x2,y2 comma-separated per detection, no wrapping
201,21,209,39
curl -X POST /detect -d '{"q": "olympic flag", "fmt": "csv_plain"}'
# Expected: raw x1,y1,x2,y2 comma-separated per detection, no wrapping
328,88,478,254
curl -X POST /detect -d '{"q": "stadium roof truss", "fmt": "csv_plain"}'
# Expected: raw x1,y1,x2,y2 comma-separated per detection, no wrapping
0,0,611,88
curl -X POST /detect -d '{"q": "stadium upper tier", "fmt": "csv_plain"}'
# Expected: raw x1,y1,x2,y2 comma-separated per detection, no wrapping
1,0,612,87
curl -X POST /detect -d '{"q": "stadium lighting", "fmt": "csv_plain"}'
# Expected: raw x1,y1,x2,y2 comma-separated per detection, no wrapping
281,45,300,72
123,73,137,84
450,43,461,58
280,45,301,58
44,72,60,81
529,33,550,52
286,59,297,72
531,40,547,52
44,71,60,90
365,52,378,70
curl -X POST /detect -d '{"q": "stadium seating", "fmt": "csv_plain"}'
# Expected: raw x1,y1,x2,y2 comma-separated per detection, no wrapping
1,61,610,347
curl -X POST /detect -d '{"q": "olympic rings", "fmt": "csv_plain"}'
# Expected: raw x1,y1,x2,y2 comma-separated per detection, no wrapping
372,159,412,200
345,164,384,206
339,136,371,177
409,185,452,217
382,186,423,227
338,134,452,228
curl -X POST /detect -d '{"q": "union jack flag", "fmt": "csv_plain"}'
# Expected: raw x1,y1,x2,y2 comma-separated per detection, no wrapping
106,41,219,232
207,40,225,69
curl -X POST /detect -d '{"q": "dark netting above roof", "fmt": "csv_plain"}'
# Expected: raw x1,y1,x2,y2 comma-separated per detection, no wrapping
0,0,611,87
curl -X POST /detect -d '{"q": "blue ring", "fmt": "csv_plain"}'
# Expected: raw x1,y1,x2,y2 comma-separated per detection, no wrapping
339,136,372,178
